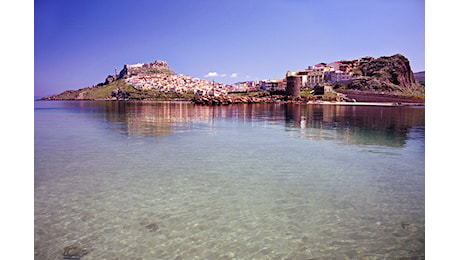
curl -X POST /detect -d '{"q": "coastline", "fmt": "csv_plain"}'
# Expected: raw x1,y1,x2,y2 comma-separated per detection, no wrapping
38,97,424,107
39,89,424,107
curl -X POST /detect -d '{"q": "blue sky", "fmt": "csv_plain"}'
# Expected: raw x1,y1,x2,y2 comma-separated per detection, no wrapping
35,0,425,97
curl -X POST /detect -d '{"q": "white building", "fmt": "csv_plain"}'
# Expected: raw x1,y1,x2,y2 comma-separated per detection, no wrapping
126,63,144,69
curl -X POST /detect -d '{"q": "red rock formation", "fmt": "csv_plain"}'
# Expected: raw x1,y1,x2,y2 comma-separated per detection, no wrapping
350,54,420,93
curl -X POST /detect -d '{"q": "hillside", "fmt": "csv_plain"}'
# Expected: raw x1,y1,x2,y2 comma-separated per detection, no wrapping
41,79,198,101
41,60,203,101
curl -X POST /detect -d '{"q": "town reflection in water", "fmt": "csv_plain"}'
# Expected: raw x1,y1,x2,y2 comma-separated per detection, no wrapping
63,101,424,147
283,104,425,147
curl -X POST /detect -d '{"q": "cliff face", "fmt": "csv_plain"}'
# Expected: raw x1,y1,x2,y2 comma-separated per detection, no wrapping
347,54,422,94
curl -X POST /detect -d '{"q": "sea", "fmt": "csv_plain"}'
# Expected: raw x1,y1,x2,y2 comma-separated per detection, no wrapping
34,100,425,259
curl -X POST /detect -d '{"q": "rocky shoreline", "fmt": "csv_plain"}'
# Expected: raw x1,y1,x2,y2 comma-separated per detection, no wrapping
191,95,285,105
40,89,424,107
191,92,424,106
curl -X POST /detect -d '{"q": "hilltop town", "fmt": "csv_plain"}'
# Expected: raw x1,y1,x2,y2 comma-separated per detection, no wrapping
42,54,424,105
120,60,230,97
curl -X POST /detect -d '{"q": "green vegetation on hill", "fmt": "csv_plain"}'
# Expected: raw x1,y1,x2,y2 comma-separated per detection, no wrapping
86,83,120,99
43,80,124,100
43,79,200,101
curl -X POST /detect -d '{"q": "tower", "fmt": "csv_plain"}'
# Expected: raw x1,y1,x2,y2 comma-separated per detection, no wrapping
286,76,301,98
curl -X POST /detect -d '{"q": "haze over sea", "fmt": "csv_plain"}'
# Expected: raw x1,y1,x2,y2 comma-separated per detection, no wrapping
34,101,424,259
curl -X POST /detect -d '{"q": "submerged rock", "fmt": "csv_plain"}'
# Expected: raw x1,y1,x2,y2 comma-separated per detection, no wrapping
145,222,159,232
401,222,418,232
63,245,88,259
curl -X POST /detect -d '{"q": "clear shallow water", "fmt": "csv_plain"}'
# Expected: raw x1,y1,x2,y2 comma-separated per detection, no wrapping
34,101,425,259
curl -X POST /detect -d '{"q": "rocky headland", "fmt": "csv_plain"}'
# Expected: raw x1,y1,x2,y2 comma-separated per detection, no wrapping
344,54,423,96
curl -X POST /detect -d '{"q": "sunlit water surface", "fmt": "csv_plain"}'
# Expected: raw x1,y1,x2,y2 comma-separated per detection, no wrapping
35,101,425,259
